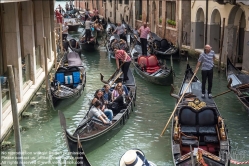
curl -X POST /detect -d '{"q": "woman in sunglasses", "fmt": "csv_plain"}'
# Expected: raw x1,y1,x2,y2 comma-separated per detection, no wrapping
92,89,113,121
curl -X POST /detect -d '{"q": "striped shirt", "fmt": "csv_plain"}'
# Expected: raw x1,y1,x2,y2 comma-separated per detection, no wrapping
139,26,150,39
115,50,131,62
198,50,215,70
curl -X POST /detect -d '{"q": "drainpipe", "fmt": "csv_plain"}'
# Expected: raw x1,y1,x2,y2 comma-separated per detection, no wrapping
205,0,208,45
114,0,116,23
146,0,149,23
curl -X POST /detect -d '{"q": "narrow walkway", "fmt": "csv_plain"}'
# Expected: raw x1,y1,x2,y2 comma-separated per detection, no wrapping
0,58,54,142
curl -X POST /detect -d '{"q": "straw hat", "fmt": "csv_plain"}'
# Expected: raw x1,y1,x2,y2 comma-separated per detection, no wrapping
119,149,155,166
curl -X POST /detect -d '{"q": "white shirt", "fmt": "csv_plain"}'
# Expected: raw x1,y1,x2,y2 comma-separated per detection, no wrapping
62,25,69,34
85,20,93,29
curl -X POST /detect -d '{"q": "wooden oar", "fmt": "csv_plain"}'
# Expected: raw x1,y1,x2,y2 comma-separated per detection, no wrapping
212,78,233,98
160,66,199,137
100,63,124,84
213,78,249,98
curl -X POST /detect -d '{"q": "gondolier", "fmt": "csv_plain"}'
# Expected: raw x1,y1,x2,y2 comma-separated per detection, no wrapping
113,23,127,42
62,22,69,40
85,17,96,42
138,22,151,56
84,8,90,21
194,44,215,98
114,48,131,84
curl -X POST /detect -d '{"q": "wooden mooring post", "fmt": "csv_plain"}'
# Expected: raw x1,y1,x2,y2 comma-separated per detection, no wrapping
0,79,2,133
7,65,23,166
43,37,49,96
218,18,225,73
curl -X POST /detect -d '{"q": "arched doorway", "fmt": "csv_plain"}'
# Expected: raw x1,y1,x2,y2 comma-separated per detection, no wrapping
209,9,221,53
228,7,246,66
195,8,205,49
150,1,156,33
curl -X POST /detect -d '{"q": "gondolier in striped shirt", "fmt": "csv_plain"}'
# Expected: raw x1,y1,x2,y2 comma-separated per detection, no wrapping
195,44,215,99
138,22,151,56
114,48,131,84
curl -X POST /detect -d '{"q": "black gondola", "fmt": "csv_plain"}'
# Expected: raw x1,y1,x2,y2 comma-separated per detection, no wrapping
49,49,86,106
76,136,91,166
170,63,230,165
148,34,180,60
59,68,136,155
226,58,249,112
106,34,130,59
131,44,174,85
105,18,116,38
79,29,99,51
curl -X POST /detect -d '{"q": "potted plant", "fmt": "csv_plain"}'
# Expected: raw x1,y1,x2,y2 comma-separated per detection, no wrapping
159,18,162,24
139,15,142,20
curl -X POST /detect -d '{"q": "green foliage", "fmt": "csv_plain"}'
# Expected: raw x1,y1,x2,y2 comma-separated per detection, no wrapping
159,18,162,24
167,19,176,26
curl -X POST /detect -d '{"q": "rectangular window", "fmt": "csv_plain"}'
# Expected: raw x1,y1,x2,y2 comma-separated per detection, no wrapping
119,0,122,4
124,0,129,5
135,0,142,20
166,1,176,21
110,12,112,17
159,1,162,18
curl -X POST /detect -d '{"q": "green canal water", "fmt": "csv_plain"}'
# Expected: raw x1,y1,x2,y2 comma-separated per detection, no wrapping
1,2,249,165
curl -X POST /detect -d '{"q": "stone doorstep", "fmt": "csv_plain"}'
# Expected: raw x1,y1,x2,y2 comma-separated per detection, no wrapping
0,59,54,142
182,45,220,61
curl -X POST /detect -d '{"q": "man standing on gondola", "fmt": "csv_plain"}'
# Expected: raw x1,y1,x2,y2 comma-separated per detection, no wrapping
114,48,131,84
113,23,127,42
138,22,151,56
195,44,215,99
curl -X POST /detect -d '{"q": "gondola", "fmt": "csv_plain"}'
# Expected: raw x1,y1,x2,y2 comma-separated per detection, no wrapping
49,48,86,106
76,136,91,166
78,29,99,51
59,68,136,155
131,44,174,85
64,18,82,32
170,63,230,165
148,34,180,60
106,34,130,59
226,58,249,111
106,18,116,38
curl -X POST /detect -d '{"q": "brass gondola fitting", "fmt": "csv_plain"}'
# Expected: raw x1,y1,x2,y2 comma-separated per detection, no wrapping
187,98,206,110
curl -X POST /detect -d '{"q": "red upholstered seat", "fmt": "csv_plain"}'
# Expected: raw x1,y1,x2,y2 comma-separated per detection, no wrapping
138,55,160,73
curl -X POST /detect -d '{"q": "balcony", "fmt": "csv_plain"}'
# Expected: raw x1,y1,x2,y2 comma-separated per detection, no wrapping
213,0,249,5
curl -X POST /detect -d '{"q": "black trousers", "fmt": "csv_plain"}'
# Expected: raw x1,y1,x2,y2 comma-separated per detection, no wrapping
201,68,213,94
119,33,127,43
122,61,131,81
85,15,89,21
62,34,68,40
140,38,147,55
85,29,91,41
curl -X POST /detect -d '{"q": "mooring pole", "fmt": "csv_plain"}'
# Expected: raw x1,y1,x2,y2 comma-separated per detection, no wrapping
44,37,49,95
7,65,23,166
0,79,2,132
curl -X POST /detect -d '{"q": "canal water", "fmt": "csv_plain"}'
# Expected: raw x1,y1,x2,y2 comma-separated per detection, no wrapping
1,2,249,166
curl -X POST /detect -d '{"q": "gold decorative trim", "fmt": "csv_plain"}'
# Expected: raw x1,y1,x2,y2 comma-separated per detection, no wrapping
188,98,206,110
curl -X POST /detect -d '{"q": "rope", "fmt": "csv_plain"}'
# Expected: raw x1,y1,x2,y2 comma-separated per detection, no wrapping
231,159,249,165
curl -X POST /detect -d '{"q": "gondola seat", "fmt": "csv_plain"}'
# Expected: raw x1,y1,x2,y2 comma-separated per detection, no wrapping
179,108,197,135
159,39,171,52
137,55,160,74
198,109,217,135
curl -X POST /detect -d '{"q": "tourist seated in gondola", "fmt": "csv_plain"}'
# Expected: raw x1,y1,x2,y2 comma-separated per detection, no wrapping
111,39,120,51
119,39,128,52
110,88,128,114
65,2,69,11
102,84,112,105
88,100,111,125
111,82,128,101
92,89,113,121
